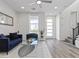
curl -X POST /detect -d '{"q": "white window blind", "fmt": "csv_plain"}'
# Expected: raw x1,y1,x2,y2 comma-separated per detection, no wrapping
29,16,39,33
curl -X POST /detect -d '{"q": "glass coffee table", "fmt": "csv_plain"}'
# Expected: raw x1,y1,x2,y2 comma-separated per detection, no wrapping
18,39,38,57
31,40,38,45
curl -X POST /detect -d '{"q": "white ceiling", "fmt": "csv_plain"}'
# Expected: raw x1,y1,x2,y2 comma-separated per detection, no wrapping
3,0,76,15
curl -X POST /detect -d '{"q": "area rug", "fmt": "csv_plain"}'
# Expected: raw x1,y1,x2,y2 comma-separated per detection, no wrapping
18,45,35,57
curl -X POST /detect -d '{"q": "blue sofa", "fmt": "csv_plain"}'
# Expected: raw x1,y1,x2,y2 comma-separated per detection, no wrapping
0,33,22,54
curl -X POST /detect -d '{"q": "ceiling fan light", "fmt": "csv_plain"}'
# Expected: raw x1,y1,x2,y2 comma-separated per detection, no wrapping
21,6,24,9
1,21,5,23
37,0,42,4
54,6,58,9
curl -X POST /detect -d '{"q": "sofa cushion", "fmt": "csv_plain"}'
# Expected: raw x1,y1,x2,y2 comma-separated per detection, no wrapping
9,38,22,49
9,33,18,40
0,34,7,39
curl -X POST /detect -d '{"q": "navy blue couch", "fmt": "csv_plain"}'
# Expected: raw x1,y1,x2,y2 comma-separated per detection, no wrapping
0,34,22,54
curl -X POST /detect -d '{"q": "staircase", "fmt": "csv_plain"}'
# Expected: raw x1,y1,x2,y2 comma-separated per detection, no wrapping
65,23,79,45
64,37,73,44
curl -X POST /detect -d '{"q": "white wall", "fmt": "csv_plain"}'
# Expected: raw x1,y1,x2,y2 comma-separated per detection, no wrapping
60,0,79,40
0,0,18,35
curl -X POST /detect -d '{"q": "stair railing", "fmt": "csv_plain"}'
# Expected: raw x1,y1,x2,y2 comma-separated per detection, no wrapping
73,26,79,45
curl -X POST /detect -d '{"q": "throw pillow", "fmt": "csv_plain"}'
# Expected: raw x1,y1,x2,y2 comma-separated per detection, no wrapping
9,32,18,40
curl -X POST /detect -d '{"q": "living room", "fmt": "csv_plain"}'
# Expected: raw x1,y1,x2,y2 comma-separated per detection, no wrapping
1,0,79,58
0,0,58,58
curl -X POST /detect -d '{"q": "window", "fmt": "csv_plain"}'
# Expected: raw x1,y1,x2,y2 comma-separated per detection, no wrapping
29,16,39,33
46,17,53,36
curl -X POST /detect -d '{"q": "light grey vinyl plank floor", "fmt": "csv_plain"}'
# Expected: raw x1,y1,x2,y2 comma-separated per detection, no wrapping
0,39,79,58
46,39,79,58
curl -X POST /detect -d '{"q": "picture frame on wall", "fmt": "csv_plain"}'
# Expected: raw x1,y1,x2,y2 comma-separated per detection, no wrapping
0,12,13,26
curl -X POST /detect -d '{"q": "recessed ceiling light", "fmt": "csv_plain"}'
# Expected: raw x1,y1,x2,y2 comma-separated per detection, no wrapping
1,21,5,23
37,0,42,4
21,6,24,9
54,6,58,9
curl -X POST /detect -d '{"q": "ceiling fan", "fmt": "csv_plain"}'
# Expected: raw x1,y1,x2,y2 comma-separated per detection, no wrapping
30,0,52,8
37,0,52,4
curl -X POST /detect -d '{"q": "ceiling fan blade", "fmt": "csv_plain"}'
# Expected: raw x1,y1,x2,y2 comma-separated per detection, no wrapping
39,4,42,8
42,0,52,3
29,2,35,6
